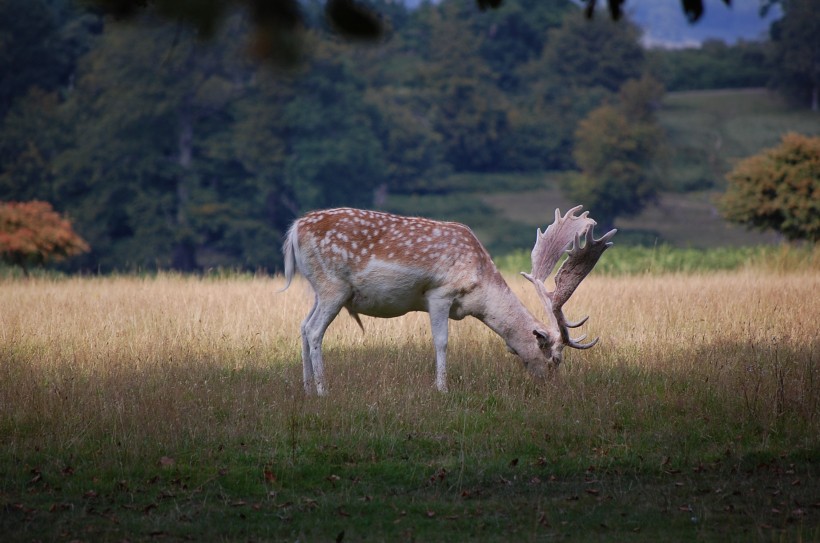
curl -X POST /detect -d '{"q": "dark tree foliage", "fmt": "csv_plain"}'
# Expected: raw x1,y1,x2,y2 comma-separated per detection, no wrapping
768,0,820,110
0,0,100,117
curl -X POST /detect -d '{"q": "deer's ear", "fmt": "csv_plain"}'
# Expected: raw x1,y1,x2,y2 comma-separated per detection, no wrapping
533,330,551,350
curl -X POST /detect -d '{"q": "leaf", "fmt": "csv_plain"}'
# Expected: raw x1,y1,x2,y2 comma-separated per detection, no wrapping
264,469,277,483
158,456,175,468
325,0,384,41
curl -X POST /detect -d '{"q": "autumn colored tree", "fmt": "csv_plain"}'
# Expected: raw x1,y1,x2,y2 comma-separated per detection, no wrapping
0,201,90,273
719,133,820,243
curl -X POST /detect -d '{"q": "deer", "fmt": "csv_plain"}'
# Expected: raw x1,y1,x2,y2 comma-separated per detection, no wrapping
281,206,616,396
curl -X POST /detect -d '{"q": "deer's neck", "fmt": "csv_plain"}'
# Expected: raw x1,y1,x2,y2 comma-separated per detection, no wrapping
477,278,544,352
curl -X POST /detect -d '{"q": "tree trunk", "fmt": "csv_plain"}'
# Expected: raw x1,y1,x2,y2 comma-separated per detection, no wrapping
171,106,198,272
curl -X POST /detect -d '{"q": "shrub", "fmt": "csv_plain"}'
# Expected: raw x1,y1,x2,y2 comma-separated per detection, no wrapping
0,200,89,273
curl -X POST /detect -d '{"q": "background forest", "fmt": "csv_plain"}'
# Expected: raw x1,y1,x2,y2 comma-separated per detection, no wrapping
0,0,817,272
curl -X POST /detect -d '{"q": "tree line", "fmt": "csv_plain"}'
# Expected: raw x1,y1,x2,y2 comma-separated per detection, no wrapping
0,0,816,272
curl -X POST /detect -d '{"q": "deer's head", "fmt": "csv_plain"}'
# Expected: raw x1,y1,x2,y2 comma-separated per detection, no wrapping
516,206,616,377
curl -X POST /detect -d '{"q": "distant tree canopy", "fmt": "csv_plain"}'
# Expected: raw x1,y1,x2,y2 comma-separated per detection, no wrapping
720,133,819,243
647,40,771,92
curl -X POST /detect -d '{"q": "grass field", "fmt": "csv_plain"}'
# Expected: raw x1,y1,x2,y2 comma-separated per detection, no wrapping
1,261,818,541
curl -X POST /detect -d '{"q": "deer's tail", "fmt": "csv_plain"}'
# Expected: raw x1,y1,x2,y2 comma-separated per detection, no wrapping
279,221,300,292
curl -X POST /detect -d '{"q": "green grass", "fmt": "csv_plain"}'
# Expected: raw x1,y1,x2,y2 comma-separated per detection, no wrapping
496,243,819,276
659,88,820,191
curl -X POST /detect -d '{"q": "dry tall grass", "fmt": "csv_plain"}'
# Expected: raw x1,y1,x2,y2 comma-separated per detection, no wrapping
1,270,818,470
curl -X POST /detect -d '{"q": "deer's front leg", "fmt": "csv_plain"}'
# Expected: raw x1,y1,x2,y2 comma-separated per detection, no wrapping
427,295,453,393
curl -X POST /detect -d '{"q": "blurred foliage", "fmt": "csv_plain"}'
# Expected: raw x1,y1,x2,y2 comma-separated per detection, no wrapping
720,133,819,242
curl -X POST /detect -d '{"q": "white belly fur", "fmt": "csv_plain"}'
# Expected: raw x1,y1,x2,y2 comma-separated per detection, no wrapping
346,259,438,318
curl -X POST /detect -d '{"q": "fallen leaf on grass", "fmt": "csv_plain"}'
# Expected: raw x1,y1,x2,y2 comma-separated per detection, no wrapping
158,457,175,468
429,468,447,484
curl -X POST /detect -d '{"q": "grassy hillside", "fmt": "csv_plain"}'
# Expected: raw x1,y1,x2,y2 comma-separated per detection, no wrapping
387,89,816,254
660,88,820,192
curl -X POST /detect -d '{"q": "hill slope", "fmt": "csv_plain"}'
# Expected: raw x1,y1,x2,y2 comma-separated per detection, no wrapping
386,89,816,252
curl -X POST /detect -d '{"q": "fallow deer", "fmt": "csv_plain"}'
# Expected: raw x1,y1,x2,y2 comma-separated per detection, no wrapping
281,206,616,395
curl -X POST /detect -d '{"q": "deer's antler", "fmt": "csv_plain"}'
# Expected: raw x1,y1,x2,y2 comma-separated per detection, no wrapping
527,205,595,282
521,207,616,350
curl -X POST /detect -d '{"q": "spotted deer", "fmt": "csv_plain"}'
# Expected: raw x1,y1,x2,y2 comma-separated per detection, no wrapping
281,206,616,395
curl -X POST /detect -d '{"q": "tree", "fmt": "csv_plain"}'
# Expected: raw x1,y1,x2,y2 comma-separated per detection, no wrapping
769,0,820,110
563,76,665,230
537,11,644,94
0,0,99,118
0,201,89,273
419,0,514,172
719,133,819,243
50,17,252,272
471,0,573,91
511,10,646,170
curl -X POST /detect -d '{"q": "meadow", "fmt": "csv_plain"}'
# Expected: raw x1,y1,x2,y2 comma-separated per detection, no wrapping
1,250,818,541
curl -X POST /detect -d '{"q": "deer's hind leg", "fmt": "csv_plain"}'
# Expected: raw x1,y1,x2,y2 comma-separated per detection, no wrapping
300,293,319,395
301,287,349,396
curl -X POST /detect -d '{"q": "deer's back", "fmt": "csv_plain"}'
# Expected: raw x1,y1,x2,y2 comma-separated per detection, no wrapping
294,208,493,317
